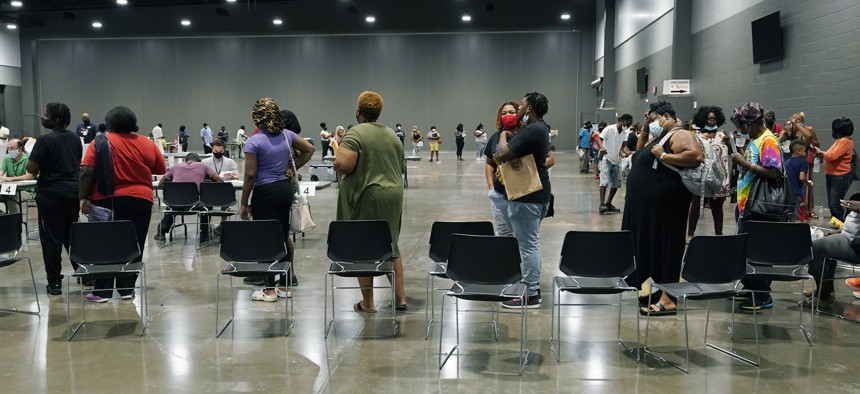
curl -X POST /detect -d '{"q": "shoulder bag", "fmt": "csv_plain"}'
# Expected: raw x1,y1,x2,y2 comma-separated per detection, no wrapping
286,136,316,233
88,134,115,222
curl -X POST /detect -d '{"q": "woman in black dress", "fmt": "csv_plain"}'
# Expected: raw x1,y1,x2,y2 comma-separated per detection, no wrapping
622,101,703,315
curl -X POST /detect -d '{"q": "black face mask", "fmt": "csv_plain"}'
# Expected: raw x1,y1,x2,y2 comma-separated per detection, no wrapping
41,118,55,129
213,152,224,159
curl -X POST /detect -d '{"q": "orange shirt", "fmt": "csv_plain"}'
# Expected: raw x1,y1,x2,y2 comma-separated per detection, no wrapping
823,138,854,175
82,133,167,202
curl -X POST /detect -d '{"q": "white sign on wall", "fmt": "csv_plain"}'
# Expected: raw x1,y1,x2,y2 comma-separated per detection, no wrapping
662,79,691,95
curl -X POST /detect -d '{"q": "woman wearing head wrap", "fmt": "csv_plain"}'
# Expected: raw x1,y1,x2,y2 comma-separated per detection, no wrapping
334,91,407,312
622,101,703,316
239,97,315,302
729,101,784,311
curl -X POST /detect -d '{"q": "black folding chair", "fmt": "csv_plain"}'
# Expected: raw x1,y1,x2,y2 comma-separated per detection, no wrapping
438,234,529,375
159,182,201,248
550,231,639,362
743,221,814,346
424,221,495,339
324,220,396,338
215,220,291,338
198,182,237,249
0,213,39,315
644,234,759,373
66,221,148,341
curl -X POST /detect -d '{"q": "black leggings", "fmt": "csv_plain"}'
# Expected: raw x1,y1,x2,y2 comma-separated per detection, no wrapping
251,179,294,287
687,196,725,236
455,137,464,158
92,196,153,298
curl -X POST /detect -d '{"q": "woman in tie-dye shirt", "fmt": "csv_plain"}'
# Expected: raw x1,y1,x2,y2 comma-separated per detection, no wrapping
729,102,784,311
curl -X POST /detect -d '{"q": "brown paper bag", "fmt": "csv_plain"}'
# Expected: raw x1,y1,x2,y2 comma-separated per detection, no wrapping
499,154,543,200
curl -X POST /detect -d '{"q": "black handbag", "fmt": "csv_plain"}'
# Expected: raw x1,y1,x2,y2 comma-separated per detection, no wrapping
744,173,796,221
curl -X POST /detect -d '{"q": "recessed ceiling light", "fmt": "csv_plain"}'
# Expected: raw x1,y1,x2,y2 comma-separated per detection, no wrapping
92,21,103,28
226,0,237,2
365,15,375,23
181,19,191,26
461,14,472,22
6,24,17,30
561,13,571,20
116,0,128,5
11,1,23,7
273,18,283,25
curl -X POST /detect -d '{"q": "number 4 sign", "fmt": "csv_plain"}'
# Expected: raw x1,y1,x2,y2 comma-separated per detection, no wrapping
0,183,17,196
299,182,317,197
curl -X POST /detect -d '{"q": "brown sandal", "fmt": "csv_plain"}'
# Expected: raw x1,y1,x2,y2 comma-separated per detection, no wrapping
354,301,377,313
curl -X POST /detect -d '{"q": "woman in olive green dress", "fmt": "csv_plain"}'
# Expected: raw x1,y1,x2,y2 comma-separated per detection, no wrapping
334,91,407,312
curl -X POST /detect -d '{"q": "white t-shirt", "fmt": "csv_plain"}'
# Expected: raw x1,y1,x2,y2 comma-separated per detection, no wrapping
203,156,239,176
600,124,627,165
320,129,331,142
0,126,9,139
152,126,163,139
236,129,246,144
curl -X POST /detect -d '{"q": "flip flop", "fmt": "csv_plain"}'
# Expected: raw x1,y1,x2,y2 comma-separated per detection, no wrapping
395,304,408,311
354,301,377,313
640,302,676,316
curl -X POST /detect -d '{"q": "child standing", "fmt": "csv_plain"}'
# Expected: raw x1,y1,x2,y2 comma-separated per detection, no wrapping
785,140,810,222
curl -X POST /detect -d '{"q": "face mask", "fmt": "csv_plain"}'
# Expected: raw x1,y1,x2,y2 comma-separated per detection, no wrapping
832,130,839,139
648,120,663,138
7,150,19,160
213,152,224,159
41,118,54,129
704,125,717,131
523,114,530,124
501,114,518,129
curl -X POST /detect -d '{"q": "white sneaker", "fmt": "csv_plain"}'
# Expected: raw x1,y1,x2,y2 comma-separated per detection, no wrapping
251,289,277,302
276,288,292,298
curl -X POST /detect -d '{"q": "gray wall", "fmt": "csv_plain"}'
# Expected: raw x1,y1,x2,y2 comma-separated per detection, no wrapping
28,30,589,151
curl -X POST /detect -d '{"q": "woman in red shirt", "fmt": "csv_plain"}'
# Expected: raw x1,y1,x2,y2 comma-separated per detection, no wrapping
814,117,854,220
79,106,167,302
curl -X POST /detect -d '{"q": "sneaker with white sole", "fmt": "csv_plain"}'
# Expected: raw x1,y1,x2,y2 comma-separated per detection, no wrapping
121,294,135,300
85,293,109,303
251,289,277,302
276,288,292,298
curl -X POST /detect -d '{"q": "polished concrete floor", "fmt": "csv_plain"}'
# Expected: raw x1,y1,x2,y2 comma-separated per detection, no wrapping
2,151,860,393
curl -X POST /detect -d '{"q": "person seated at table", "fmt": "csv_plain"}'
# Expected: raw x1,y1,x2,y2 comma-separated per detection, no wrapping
155,152,224,242
807,198,860,305
0,139,35,214
203,140,239,180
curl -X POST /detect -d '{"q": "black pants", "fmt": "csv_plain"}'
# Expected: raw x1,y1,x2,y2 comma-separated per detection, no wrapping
159,204,211,237
203,145,212,154
251,179,294,287
92,197,152,298
36,192,79,283
826,173,853,220
321,141,333,159
737,216,772,299
181,143,188,152
455,137,464,158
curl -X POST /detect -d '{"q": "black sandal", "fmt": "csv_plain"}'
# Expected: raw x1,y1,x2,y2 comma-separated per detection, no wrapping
640,302,677,316
353,301,377,313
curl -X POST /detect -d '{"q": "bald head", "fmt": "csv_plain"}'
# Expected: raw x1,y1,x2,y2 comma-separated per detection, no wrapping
82,113,90,122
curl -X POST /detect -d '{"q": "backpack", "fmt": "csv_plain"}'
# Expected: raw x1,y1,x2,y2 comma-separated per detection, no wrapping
656,130,727,198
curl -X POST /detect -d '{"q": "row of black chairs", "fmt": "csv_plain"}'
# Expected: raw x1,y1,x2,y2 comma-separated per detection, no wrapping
159,181,237,249
423,220,817,374
0,214,825,374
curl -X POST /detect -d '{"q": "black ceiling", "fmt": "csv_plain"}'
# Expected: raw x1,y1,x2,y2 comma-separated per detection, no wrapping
1,0,595,38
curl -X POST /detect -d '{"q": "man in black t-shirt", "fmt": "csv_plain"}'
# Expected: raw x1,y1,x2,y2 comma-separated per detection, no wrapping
27,102,83,295
495,92,552,309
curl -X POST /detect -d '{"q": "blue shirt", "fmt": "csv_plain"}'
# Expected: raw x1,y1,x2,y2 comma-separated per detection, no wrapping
785,156,809,196
579,128,591,149
200,127,213,145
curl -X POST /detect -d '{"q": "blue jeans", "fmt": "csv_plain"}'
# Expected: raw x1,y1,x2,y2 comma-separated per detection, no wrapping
508,200,548,296
488,189,513,236
826,173,853,220
476,140,487,158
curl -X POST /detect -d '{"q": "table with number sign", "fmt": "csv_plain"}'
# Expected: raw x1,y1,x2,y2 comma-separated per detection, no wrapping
0,179,38,231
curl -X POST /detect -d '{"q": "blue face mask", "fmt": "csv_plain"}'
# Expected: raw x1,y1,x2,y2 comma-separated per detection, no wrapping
7,150,19,160
648,119,663,138
832,130,839,139
523,114,530,124
704,125,717,131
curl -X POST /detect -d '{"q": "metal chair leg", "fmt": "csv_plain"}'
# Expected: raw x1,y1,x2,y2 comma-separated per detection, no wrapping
0,257,41,315
438,293,457,370
425,272,433,339
140,267,150,336
550,282,560,362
